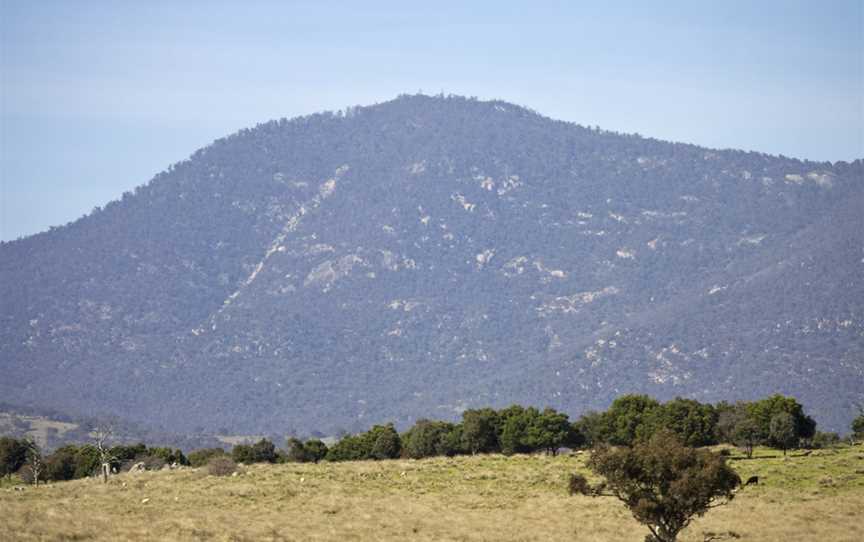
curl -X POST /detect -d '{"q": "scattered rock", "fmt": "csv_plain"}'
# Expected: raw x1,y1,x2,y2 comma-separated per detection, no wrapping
141,498,150,504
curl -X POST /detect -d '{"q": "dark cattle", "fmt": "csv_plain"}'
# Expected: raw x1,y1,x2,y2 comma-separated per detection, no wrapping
744,476,759,486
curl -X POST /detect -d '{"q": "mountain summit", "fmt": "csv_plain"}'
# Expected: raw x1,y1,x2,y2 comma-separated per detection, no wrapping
2,94,862,434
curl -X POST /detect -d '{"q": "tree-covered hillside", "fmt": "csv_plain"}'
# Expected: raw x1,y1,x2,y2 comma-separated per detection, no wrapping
1,94,861,434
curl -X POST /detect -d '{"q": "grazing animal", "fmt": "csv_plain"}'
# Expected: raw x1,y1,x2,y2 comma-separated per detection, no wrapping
744,475,759,486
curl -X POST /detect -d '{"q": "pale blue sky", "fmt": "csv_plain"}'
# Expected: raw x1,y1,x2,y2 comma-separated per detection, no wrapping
2,0,862,241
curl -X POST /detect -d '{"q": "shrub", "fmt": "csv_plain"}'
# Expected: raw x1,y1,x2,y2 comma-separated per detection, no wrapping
188,447,226,468
403,420,462,459
207,456,237,476
325,434,370,462
567,473,592,496
44,448,78,481
327,424,402,462
286,438,329,463
303,439,328,463
370,425,401,460
232,439,277,464
72,445,101,478
285,438,308,463
808,431,841,449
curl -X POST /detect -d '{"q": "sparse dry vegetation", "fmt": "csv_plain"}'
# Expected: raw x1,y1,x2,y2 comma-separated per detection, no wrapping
1,444,862,541
206,456,237,477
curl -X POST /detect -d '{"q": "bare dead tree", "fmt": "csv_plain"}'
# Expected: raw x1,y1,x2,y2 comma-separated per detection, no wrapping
23,438,44,487
93,424,117,483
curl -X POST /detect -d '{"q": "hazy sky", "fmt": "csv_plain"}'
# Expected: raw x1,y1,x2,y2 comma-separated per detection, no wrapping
1,0,862,241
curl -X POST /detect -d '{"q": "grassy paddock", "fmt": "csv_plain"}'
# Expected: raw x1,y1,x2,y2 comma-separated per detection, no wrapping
1,445,862,541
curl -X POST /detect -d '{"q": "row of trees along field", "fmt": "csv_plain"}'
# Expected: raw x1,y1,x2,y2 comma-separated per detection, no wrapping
2,394,862,484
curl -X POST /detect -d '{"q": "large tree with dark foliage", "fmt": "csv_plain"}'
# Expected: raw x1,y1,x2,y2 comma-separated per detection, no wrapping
657,398,718,447
326,424,402,462
232,439,277,464
523,407,576,455
303,439,328,463
0,437,28,479
769,412,797,455
571,431,741,542
746,394,816,448
44,446,78,481
370,425,402,460
402,419,462,458
602,395,662,446
461,408,500,455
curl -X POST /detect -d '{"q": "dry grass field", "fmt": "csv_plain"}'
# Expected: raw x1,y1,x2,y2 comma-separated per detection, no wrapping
1,444,862,541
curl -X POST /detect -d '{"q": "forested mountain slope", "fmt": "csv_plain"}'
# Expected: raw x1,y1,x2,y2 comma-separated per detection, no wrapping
2,94,861,434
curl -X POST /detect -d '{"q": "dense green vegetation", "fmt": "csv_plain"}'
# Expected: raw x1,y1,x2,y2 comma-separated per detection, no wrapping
4,392,853,485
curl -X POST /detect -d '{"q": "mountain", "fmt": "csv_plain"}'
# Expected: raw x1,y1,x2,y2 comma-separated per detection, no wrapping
2,94,862,436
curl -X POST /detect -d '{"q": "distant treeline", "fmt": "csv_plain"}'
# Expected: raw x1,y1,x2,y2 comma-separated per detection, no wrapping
311,393,839,463
3,394,862,483
0,441,188,484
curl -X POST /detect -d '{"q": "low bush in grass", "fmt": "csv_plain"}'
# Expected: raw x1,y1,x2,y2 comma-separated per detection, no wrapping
207,456,237,476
